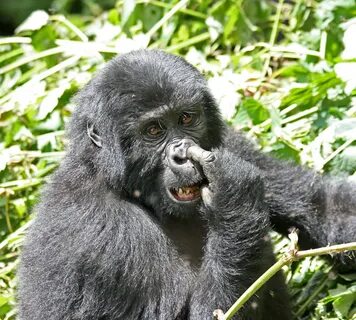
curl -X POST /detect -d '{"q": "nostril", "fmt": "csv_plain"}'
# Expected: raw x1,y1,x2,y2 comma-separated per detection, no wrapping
173,155,187,165
174,140,183,148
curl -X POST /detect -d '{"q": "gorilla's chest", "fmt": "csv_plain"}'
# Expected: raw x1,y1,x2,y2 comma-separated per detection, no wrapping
162,216,206,269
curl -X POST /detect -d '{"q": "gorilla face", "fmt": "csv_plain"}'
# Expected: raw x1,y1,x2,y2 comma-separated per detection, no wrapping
76,50,224,218
132,107,210,217
115,73,220,217
120,101,215,218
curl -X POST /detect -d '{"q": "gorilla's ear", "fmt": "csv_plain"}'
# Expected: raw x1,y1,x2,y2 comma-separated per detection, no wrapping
87,122,103,148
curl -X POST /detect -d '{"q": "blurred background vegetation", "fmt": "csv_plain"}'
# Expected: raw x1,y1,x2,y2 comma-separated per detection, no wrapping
0,0,356,319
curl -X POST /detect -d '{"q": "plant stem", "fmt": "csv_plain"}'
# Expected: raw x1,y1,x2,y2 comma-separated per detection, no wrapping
0,47,65,75
0,48,23,64
224,255,291,320
295,272,330,317
50,15,88,42
137,0,206,19
165,32,210,52
55,39,119,54
0,221,31,251
146,0,189,39
0,178,43,191
281,106,318,124
296,242,356,258
5,196,13,233
262,0,284,77
0,37,31,45
0,55,80,108
321,138,355,169
319,31,327,59
222,241,356,320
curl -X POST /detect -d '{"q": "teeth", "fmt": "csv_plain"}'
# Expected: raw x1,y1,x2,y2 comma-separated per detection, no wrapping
174,185,200,197
181,187,193,195
171,184,201,200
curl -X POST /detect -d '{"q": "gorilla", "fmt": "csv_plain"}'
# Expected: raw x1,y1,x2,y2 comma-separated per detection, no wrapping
18,50,355,320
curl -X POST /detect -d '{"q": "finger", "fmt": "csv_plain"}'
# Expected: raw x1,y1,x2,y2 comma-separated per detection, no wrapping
187,146,216,182
201,186,213,207
213,309,225,320
187,146,215,165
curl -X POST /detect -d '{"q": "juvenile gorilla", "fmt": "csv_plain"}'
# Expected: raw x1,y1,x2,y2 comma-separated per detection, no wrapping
18,50,355,320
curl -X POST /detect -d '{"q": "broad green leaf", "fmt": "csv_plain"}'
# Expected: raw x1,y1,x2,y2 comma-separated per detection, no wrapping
242,98,269,125
333,294,355,318
32,25,57,52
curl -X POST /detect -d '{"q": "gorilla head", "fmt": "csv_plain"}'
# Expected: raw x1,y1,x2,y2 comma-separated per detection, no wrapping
69,50,224,218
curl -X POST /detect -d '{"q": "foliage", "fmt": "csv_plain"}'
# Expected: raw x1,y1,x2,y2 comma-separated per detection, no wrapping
0,0,356,319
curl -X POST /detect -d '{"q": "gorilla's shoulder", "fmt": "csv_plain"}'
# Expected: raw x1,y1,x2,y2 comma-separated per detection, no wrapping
222,127,260,158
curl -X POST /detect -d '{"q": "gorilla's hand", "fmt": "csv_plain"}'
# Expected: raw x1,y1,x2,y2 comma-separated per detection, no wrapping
187,146,264,215
187,147,272,320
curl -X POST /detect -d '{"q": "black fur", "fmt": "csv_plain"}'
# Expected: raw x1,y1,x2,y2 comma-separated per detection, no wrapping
18,50,355,320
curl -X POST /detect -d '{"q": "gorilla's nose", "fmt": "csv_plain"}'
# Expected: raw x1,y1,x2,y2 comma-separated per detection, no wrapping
166,139,196,171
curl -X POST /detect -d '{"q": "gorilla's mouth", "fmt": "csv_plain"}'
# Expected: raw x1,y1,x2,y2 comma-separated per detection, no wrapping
169,184,201,202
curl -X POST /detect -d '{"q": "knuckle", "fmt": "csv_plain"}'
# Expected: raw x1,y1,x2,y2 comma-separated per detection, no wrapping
204,151,216,163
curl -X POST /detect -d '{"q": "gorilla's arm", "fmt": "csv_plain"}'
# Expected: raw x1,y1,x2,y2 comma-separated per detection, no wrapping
187,148,291,319
264,159,356,269
224,129,356,269
18,164,191,320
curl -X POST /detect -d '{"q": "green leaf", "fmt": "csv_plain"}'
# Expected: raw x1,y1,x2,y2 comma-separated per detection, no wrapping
0,295,10,308
108,9,120,25
277,64,310,81
327,146,356,175
32,25,57,52
232,104,250,128
12,198,27,217
242,98,269,125
333,294,355,318
121,0,136,26
223,5,239,42
269,141,300,163
328,285,356,298
339,273,356,282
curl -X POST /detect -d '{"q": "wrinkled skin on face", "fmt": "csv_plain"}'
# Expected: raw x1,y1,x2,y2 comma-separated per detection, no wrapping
164,139,205,202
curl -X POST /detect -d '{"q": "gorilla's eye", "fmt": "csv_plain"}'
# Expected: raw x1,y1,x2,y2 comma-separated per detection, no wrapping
145,123,165,138
179,112,193,126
